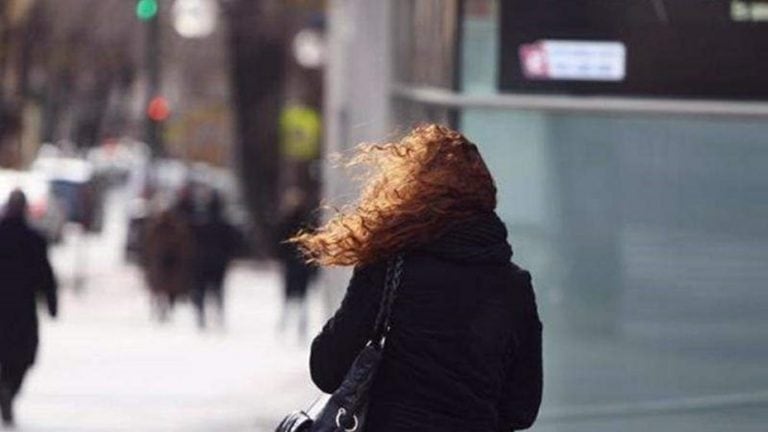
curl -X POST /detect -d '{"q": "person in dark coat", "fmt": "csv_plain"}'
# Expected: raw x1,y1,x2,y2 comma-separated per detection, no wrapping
191,191,239,329
276,188,317,341
0,190,58,427
291,125,543,431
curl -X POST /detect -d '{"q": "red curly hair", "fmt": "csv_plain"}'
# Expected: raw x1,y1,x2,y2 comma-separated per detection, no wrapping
290,124,497,266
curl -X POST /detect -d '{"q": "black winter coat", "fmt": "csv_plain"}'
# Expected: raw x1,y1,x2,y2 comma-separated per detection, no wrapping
276,206,317,298
310,213,542,432
0,217,58,366
194,216,239,280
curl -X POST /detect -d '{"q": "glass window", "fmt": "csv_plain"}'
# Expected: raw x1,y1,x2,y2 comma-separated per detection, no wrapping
460,1,768,429
459,0,497,95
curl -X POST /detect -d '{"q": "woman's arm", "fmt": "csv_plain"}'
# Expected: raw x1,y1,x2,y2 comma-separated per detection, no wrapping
498,271,543,431
309,262,387,393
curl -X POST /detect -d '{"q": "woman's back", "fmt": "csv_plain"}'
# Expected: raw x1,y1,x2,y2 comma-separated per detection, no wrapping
310,214,542,432
298,125,542,431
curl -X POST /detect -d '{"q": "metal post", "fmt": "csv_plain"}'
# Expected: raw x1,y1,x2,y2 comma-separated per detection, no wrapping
144,4,163,157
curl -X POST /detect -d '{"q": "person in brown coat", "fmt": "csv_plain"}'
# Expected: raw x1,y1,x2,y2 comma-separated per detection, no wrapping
142,207,195,322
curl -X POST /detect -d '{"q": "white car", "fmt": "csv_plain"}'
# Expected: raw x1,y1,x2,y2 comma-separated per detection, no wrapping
31,151,108,233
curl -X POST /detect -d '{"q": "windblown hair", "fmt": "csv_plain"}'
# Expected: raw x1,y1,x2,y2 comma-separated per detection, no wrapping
290,124,497,266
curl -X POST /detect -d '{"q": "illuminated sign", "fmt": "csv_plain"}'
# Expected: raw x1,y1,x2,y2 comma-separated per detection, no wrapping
499,0,768,101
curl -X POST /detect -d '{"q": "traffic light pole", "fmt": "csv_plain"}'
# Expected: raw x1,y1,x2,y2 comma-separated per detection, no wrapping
144,3,163,157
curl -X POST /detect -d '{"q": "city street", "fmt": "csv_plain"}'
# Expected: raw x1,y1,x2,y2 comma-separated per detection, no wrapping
13,190,321,432
4,1,768,430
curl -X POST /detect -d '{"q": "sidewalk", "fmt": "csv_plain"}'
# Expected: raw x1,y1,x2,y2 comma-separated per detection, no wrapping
7,187,326,431
17,258,323,432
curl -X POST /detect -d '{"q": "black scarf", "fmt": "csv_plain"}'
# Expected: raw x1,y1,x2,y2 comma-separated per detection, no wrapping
416,212,513,265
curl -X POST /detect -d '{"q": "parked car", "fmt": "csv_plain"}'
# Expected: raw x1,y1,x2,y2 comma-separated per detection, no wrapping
32,154,106,233
87,138,150,186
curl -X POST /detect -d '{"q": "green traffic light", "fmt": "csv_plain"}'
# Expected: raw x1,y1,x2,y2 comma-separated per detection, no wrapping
136,0,158,21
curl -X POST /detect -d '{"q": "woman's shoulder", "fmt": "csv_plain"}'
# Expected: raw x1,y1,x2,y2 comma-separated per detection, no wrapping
350,259,390,289
353,258,389,276
508,260,532,283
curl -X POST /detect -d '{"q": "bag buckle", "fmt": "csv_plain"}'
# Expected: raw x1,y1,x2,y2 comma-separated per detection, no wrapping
335,408,359,432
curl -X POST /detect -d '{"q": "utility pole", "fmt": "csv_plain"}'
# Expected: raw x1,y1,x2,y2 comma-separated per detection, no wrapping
137,0,163,157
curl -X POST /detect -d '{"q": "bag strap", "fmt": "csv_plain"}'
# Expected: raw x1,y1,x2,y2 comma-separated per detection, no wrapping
328,255,405,424
371,254,405,347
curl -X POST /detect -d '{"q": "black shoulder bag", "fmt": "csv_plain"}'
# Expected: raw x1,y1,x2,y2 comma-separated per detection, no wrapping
275,255,405,432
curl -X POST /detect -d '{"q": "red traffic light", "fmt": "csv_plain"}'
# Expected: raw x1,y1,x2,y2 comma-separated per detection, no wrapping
147,96,170,121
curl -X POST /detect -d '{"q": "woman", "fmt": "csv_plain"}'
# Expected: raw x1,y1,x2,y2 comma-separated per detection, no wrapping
292,124,542,432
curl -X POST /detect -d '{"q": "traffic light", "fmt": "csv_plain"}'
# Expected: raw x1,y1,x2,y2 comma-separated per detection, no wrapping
136,0,158,21
147,96,170,121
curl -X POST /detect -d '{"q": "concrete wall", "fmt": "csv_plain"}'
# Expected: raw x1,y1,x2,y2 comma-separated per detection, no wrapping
320,0,393,312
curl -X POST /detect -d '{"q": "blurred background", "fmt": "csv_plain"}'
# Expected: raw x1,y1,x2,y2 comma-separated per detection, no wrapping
1,0,767,431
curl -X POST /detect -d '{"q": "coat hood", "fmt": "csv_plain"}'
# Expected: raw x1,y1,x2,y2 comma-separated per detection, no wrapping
416,212,513,265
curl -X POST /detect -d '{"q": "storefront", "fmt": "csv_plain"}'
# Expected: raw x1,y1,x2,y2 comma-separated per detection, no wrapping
326,1,768,428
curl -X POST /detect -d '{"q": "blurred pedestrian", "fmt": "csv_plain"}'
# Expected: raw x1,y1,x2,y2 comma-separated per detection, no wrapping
174,183,197,223
191,191,239,330
290,125,543,432
0,190,58,427
276,188,317,342
0,108,21,167
142,205,195,322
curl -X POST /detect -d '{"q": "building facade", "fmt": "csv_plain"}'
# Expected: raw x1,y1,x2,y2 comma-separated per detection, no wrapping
324,1,768,430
